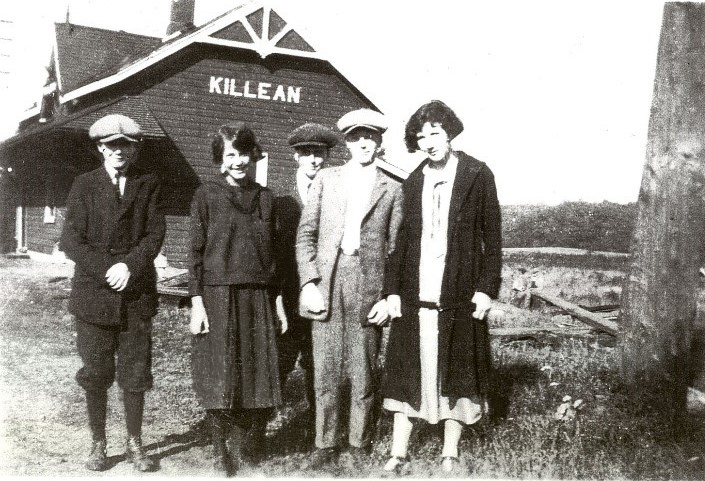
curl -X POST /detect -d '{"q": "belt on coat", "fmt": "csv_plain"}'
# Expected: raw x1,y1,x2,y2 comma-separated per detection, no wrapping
416,300,476,313
339,247,359,256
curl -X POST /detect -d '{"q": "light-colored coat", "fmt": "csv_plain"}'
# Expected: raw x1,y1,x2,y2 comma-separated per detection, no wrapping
296,164,403,322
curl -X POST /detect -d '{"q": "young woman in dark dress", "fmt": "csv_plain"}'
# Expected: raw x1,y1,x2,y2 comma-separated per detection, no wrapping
188,123,282,475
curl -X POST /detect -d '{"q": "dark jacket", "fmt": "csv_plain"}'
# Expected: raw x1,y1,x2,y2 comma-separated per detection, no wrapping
383,152,502,408
60,166,165,326
275,193,304,318
188,176,275,296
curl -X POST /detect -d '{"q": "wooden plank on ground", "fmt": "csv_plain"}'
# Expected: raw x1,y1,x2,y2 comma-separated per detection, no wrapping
158,285,189,297
490,327,594,339
531,290,619,336
158,271,189,287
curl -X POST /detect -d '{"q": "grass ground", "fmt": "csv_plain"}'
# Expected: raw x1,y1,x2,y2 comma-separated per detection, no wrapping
1,254,704,478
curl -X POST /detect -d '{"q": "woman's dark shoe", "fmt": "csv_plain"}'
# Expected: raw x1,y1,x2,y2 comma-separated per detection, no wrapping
227,424,245,472
84,439,108,471
125,435,156,472
347,445,371,463
212,438,231,476
307,447,339,469
242,424,266,465
213,455,231,476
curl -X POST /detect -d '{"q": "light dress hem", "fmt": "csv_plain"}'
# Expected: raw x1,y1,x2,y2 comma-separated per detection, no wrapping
383,397,486,425
382,307,486,425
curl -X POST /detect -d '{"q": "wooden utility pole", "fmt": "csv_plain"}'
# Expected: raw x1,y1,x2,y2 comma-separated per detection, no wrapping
619,3,705,419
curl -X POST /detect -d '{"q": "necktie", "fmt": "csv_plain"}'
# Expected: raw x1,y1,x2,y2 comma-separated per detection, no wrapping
113,171,123,200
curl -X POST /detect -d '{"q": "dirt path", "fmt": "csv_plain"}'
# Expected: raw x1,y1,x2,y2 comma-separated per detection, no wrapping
0,257,327,477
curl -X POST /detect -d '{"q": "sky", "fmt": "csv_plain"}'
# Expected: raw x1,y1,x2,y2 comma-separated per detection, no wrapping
0,0,668,205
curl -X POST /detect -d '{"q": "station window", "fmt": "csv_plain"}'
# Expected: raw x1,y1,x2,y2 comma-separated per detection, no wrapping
43,205,57,224
255,152,269,186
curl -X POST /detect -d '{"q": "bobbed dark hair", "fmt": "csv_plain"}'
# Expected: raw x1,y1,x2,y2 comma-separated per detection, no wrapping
211,122,263,164
403,100,464,152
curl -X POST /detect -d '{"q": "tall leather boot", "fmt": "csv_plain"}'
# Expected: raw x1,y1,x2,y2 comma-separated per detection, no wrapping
84,390,108,471
208,410,232,475
124,391,156,472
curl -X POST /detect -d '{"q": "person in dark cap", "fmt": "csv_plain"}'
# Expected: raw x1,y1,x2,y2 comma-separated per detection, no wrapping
274,122,337,445
296,109,403,467
60,113,165,472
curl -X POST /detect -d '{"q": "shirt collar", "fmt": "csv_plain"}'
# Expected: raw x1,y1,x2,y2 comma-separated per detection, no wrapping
346,159,379,175
297,169,314,189
104,164,120,181
422,154,458,183
296,169,314,203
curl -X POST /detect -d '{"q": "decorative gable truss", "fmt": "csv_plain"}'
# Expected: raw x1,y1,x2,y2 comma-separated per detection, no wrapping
56,1,325,105
204,5,319,59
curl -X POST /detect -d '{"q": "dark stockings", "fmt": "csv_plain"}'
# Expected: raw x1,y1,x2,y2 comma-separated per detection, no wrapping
123,391,145,438
207,408,271,467
86,390,108,441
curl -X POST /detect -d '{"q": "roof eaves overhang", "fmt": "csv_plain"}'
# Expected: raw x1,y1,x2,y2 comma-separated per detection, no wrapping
1,95,166,151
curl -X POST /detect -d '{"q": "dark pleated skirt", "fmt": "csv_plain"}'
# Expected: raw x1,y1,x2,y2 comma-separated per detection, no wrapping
192,285,282,410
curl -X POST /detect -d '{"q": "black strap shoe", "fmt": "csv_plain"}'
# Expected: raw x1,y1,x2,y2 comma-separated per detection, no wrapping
85,439,108,471
126,435,156,472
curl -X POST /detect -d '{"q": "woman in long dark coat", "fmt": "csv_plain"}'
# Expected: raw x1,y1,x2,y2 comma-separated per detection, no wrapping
189,123,281,475
382,101,502,474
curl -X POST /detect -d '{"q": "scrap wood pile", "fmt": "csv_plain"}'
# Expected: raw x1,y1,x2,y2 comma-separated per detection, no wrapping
491,289,620,341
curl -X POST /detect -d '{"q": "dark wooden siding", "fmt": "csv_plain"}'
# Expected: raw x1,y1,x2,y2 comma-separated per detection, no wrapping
15,45,374,269
163,215,189,269
26,206,66,254
0,158,18,253
141,47,371,267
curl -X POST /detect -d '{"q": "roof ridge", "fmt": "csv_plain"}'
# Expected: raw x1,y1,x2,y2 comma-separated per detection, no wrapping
54,21,160,41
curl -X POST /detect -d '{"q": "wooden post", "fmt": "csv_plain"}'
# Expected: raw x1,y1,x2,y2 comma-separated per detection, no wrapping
618,3,705,419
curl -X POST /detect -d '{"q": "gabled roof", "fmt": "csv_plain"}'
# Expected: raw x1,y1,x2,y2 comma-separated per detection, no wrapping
58,0,341,105
54,23,161,94
15,0,379,140
3,96,165,150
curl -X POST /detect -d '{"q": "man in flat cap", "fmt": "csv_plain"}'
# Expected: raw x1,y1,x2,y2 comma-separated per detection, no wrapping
60,114,165,472
296,109,403,466
275,122,338,445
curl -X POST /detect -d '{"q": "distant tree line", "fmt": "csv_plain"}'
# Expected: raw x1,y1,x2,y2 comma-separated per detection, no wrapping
502,201,636,253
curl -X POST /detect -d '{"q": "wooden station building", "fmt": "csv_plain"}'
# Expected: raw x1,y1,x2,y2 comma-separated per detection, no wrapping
0,0,403,268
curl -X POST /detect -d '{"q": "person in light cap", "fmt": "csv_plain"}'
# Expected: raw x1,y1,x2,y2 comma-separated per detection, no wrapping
60,113,165,472
336,108,388,135
275,122,338,446
296,108,403,467
88,114,144,143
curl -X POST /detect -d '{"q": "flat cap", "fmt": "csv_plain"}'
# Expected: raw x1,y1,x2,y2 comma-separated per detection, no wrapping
88,114,143,143
337,108,387,134
288,122,338,148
